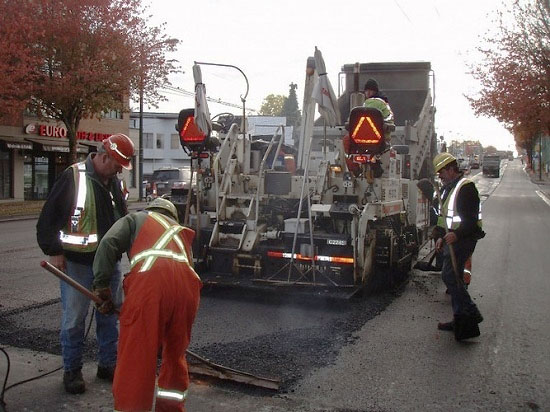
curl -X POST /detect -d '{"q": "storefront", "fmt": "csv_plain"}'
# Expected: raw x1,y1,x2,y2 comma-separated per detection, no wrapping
0,112,138,201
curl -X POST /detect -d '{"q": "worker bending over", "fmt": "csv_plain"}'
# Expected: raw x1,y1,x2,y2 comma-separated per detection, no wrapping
92,198,202,411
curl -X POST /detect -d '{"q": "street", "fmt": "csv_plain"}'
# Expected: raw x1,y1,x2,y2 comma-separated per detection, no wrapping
1,159,549,411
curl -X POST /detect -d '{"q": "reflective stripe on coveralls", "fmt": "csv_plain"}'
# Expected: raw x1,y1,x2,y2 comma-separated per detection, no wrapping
129,212,189,272
59,162,99,249
156,387,188,401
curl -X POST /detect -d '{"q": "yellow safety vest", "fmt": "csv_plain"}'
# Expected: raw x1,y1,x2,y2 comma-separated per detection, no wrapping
437,178,483,230
59,162,99,252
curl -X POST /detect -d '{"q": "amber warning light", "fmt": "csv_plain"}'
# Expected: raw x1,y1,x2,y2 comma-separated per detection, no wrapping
351,115,382,144
177,108,206,148
347,106,386,154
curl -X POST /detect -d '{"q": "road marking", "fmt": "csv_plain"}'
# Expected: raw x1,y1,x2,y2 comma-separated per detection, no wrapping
536,190,550,207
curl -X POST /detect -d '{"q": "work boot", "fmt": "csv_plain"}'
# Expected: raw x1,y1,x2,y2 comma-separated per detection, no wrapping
63,369,85,394
96,364,115,382
454,314,481,341
437,320,454,332
470,309,484,324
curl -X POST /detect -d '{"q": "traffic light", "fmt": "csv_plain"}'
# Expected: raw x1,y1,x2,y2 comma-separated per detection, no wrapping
176,109,207,151
347,106,386,154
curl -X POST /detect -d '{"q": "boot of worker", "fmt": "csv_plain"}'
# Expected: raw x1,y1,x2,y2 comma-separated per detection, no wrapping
63,368,85,394
454,313,481,341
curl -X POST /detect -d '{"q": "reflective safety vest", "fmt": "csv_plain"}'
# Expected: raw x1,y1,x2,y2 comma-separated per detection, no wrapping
437,178,483,230
129,211,198,277
364,97,394,123
59,162,99,252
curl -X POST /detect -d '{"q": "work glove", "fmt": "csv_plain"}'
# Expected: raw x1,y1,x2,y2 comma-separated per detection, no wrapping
93,287,114,315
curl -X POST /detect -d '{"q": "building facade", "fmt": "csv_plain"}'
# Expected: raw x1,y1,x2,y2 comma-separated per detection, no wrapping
129,112,190,180
0,111,138,201
129,113,293,183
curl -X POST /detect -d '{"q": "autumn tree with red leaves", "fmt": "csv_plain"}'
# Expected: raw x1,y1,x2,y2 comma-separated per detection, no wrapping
468,0,550,157
0,0,179,162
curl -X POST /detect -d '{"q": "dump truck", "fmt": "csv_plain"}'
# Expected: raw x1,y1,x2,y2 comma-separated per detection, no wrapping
175,60,437,297
482,154,501,177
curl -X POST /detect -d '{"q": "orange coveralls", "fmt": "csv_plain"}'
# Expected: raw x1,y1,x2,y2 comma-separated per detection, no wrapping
112,212,201,411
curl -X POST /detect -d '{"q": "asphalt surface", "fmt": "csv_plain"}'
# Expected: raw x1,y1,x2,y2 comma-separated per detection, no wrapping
1,160,550,411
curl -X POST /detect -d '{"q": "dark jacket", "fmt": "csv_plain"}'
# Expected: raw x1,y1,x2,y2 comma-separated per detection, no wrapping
439,174,484,241
36,154,127,265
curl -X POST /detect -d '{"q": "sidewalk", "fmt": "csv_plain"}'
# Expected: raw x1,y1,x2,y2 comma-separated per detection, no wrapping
0,345,301,412
526,166,550,198
0,200,148,222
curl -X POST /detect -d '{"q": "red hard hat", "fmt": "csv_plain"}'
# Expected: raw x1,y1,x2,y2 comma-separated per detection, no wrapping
103,133,134,170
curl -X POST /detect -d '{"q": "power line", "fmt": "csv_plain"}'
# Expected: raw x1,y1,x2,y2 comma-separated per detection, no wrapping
161,85,258,113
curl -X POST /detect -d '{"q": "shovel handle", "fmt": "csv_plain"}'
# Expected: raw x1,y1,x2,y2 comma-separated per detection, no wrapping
40,260,102,304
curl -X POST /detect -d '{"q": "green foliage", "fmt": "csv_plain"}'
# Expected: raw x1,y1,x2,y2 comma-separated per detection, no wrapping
259,94,285,116
467,0,550,147
281,82,301,128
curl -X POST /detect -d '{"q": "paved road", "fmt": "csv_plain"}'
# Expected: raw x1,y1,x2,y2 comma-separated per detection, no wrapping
291,160,550,411
2,160,549,411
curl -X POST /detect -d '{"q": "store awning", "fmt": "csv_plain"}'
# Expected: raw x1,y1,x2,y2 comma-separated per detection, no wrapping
25,137,88,153
78,140,103,151
0,136,33,150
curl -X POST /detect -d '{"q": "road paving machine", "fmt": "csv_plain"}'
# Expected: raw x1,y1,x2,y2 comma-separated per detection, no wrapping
172,60,437,297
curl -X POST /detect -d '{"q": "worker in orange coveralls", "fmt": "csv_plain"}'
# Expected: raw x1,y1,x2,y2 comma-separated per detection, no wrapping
92,198,201,411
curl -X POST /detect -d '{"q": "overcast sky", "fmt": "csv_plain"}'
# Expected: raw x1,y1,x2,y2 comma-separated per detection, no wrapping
143,0,516,152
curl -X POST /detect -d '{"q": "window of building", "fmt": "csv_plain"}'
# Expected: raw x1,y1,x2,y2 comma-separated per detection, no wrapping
103,109,123,120
156,134,164,149
171,133,180,149
143,133,154,149
0,149,11,199
24,156,49,200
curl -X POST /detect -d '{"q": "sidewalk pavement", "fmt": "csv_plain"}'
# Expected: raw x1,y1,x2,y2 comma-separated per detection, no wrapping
0,201,149,223
526,166,550,198
0,345,301,412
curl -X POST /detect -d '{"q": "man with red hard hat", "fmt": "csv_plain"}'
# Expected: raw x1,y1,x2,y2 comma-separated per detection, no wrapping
37,133,134,394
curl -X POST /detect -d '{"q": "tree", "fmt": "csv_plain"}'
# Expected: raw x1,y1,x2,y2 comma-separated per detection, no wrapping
0,0,42,121
0,0,179,163
467,0,550,150
259,94,285,116
281,83,301,130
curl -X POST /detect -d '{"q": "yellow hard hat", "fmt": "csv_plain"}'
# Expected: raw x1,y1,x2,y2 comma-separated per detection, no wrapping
145,198,179,222
433,152,457,173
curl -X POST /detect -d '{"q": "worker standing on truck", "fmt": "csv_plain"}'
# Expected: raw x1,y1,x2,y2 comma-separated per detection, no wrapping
92,198,201,412
432,152,485,340
363,78,395,142
36,133,134,394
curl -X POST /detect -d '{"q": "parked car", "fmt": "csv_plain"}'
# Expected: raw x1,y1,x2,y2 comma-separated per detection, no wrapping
149,167,194,200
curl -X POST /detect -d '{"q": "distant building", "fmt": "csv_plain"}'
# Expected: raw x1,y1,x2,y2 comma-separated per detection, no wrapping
129,112,190,179
130,113,292,181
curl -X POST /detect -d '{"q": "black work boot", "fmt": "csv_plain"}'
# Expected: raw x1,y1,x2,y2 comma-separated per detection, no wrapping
454,314,481,341
96,364,115,382
63,369,85,394
437,320,455,332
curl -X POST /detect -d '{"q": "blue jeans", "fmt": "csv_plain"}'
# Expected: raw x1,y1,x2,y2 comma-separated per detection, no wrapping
60,259,121,372
441,238,478,317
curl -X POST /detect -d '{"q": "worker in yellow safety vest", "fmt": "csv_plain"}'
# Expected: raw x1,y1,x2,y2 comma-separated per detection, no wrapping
432,152,485,341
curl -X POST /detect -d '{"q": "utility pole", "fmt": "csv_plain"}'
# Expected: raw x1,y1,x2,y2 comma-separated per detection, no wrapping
539,133,543,181
138,77,144,201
